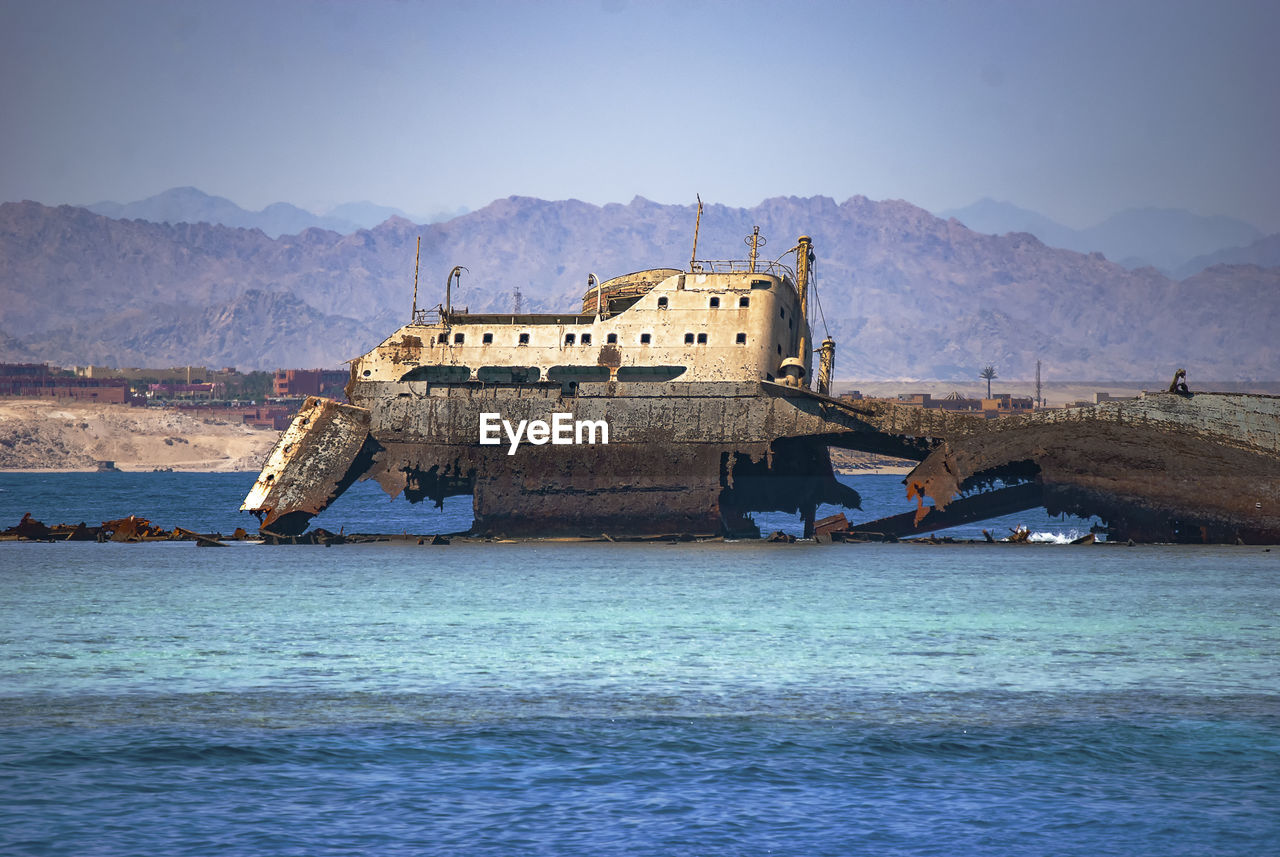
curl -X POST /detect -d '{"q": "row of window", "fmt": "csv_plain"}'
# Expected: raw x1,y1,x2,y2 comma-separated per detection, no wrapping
655,295,749,309
437,331,750,346
398,365,689,384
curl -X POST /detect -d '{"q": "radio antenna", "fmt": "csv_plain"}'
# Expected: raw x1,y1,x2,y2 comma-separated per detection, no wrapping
410,235,421,321
689,194,703,271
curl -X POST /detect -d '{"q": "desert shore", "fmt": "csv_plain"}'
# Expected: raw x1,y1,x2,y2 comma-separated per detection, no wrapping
0,399,279,472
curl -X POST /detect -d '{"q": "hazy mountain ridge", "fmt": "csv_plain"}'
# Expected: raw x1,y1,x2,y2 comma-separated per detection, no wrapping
938,198,1264,273
1174,233,1280,280
1,196,1277,381
80,187,465,239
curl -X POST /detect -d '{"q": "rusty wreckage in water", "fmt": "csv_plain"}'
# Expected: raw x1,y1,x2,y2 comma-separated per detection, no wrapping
242,215,1280,544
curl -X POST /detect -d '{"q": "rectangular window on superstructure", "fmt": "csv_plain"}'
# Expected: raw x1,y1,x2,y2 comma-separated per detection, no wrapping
684,333,695,344
437,332,448,344
640,333,651,345
697,333,708,344
454,332,465,344
736,332,746,344
739,296,750,308
482,332,493,344
709,297,720,308
606,333,618,344
657,296,668,308
581,333,592,345
565,333,576,345
519,333,530,346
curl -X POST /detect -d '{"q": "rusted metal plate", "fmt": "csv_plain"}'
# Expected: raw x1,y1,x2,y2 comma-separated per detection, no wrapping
900,393,1280,543
240,397,376,536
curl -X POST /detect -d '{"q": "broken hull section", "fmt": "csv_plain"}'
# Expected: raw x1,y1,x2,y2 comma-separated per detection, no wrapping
896,392,1280,544
240,397,379,536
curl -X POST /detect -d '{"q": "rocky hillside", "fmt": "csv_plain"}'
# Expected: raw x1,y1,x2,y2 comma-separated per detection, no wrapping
1,196,1277,381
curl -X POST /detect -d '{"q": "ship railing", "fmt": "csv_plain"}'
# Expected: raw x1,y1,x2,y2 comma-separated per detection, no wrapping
412,307,442,325
690,259,796,280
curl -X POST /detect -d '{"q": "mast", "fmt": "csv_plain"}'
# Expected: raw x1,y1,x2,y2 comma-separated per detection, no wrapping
747,226,763,273
796,235,813,381
689,195,703,271
410,236,421,321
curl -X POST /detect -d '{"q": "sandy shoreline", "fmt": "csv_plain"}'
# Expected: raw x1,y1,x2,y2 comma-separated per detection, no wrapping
0,399,279,473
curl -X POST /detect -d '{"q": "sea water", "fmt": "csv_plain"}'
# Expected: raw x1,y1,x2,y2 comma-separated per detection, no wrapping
0,473,1277,856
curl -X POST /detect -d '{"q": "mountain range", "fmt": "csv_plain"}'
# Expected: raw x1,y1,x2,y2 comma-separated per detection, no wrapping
936,198,1263,275
82,187,467,239
1,195,1277,382
76,187,1268,277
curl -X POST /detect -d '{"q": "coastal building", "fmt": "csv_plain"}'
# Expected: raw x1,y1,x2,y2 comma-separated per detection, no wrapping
272,369,348,399
0,363,128,403
855,390,1032,419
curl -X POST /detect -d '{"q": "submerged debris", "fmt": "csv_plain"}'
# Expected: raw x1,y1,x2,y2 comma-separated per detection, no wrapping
0,513,254,544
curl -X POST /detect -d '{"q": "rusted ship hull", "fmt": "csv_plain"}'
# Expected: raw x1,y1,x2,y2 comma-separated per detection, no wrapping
244,386,1280,543
840,391,1280,544
244,382,869,538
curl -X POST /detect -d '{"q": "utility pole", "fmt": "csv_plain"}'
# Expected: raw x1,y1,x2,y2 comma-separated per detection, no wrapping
1036,360,1042,409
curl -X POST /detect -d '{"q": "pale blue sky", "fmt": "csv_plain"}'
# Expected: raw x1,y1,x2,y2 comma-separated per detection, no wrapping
3,0,1277,231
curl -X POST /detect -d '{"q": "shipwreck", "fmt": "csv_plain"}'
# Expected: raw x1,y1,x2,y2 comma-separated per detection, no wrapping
242,221,1280,544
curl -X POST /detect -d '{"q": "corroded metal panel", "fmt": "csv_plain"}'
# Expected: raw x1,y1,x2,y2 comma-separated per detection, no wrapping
897,392,1280,543
240,397,376,536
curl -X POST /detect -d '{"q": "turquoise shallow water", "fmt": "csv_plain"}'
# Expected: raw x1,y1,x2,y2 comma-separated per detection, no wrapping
1,474,1277,855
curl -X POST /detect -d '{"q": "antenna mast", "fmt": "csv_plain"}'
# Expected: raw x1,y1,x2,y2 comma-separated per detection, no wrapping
410,236,421,321
689,195,703,271
746,226,765,273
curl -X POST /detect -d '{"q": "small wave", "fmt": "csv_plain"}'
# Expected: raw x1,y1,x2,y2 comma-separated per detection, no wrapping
1028,530,1083,544
1003,527,1090,544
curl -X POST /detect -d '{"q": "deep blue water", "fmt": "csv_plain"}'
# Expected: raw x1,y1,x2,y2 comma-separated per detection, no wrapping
1,473,1277,856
